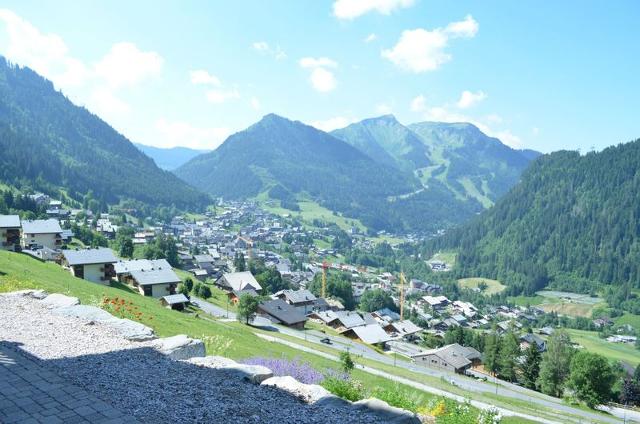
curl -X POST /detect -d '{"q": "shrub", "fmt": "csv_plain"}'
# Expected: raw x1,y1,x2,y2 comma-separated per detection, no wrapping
243,357,323,385
184,277,194,292
339,351,354,373
372,385,419,412
321,376,366,402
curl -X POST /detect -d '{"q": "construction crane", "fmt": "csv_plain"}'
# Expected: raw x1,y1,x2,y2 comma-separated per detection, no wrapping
321,260,329,298
399,271,406,321
236,234,254,260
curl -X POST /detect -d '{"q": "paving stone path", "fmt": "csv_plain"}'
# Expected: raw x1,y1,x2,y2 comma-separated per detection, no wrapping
0,343,137,424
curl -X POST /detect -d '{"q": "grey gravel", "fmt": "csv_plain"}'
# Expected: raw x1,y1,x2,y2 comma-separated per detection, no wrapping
0,292,396,423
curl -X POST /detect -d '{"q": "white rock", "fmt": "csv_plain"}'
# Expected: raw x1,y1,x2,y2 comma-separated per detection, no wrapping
261,376,332,403
154,335,205,360
2,289,48,299
188,356,273,384
353,398,421,424
54,305,155,341
40,293,79,309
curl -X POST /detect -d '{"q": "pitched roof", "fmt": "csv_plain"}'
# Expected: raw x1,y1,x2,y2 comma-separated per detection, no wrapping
347,324,391,344
335,311,366,329
373,307,401,322
162,294,190,305
130,268,181,286
390,320,422,335
0,215,20,228
273,289,316,304
21,219,62,234
62,248,117,266
194,254,215,263
258,299,307,325
114,259,172,275
412,343,481,369
309,310,338,324
219,271,262,292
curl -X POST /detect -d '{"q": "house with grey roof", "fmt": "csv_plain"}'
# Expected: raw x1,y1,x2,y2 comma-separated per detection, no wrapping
160,293,190,311
21,219,63,250
257,298,307,329
332,311,366,330
61,248,117,284
341,323,391,345
0,215,21,251
384,320,423,341
129,268,181,298
412,343,482,374
216,271,262,293
271,289,316,314
114,259,172,283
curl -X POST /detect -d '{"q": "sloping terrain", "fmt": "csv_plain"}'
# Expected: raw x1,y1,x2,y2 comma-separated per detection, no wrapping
0,57,208,210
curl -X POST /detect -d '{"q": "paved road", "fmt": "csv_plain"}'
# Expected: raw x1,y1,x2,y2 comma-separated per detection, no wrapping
192,297,637,423
191,297,235,319
0,342,137,424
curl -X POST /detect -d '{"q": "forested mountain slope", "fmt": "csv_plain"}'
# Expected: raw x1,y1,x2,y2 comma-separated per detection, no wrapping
426,141,640,297
176,114,419,230
0,57,208,210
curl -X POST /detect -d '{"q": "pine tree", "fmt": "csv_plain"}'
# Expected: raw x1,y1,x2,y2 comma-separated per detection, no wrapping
537,330,574,397
498,332,520,382
520,342,541,389
483,332,500,375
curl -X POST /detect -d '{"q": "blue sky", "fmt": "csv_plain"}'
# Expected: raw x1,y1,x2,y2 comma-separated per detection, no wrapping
0,1,638,153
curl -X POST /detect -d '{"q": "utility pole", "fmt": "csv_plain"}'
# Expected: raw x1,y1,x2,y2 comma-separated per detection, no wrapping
322,260,328,298
399,272,406,321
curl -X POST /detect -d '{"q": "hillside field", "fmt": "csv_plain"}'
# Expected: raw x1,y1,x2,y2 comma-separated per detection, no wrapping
458,277,506,296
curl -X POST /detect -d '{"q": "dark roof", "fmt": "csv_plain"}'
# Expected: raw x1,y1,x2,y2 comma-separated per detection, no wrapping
0,215,20,228
62,248,117,266
273,289,316,304
258,299,307,325
413,343,481,369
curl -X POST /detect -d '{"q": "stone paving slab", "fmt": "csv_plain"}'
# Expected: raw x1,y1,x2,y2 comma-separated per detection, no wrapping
0,343,138,424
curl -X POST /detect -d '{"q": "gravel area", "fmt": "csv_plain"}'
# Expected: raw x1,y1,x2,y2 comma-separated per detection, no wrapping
0,293,388,423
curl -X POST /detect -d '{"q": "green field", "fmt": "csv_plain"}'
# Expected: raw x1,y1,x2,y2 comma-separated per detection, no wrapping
614,313,640,332
566,329,640,366
535,291,606,318
428,251,457,268
458,277,506,295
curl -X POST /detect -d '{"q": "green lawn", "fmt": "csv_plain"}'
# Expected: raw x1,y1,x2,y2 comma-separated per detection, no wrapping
566,329,640,366
508,295,547,307
428,251,457,268
614,312,640,332
458,277,506,296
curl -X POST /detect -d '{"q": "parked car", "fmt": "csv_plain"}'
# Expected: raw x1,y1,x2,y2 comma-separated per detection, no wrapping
320,337,332,345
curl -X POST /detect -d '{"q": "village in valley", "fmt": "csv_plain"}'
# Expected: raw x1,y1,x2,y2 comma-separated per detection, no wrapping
2,192,637,382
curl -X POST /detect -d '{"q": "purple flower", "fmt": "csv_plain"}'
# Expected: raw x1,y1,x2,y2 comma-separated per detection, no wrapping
243,356,324,385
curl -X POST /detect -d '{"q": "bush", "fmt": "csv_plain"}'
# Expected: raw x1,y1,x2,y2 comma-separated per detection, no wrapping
371,385,419,411
340,351,355,374
321,376,366,402
184,277,194,292
199,284,212,299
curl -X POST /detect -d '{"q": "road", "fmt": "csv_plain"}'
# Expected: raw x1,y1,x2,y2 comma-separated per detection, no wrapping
192,297,637,423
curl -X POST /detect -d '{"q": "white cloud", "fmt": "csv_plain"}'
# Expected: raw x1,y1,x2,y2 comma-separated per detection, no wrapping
94,42,163,88
0,9,89,88
445,14,479,38
299,57,338,93
250,97,261,110
252,41,286,60
410,94,427,112
333,0,415,20
89,87,130,117
364,33,377,43
190,69,221,86
155,118,230,150
382,15,478,73
310,116,356,132
456,90,487,109
532,127,540,136
206,88,240,104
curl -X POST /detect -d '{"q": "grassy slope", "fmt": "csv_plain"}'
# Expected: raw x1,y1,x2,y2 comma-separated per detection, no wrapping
0,251,450,416
458,277,506,296
567,329,640,366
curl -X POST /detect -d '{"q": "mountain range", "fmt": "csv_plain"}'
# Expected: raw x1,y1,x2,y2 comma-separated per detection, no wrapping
134,144,207,170
426,140,640,297
0,57,208,211
176,114,539,232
